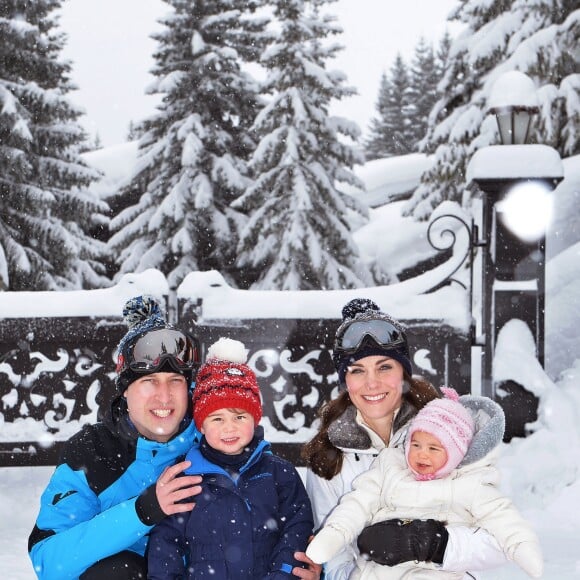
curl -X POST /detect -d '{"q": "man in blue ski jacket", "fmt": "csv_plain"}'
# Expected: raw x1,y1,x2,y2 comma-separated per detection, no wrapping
28,295,203,579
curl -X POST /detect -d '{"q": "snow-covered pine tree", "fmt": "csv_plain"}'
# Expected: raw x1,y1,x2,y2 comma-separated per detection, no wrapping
407,37,440,150
524,0,578,157
0,0,108,290
364,72,393,160
406,0,579,220
233,0,371,290
435,30,452,82
109,0,268,288
365,54,414,160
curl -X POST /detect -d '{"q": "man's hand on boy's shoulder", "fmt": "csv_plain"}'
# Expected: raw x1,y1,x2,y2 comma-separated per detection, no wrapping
156,460,202,515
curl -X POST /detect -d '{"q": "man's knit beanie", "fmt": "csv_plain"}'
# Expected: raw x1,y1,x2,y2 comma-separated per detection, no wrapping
115,295,181,391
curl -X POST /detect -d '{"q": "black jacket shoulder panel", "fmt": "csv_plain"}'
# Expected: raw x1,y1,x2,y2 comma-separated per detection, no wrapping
60,423,136,495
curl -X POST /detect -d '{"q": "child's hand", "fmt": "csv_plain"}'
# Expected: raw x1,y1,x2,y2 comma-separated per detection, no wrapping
305,527,346,565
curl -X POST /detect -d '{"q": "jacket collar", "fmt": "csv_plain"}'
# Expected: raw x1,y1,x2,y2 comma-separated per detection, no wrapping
328,405,373,451
327,400,418,452
134,420,198,459
185,437,270,477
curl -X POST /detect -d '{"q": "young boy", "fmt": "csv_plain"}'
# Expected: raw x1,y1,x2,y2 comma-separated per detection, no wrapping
147,338,314,579
306,388,543,579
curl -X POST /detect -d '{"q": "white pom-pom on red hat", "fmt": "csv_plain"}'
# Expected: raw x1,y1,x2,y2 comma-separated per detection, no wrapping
206,337,248,364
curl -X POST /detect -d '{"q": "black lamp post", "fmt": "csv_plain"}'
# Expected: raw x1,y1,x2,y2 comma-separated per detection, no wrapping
467,71,563,438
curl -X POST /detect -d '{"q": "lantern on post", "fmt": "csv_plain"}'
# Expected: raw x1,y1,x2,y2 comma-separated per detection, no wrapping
488,71,540,145
466,71,563,438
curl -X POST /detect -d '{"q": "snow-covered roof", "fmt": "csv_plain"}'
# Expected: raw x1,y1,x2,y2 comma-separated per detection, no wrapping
342,154,433,207
467,144,564,181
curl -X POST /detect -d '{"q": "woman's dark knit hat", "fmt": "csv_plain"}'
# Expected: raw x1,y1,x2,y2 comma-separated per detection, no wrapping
334,298,412,383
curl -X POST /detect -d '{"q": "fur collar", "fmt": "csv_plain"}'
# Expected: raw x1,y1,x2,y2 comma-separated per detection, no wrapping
327,405,372,450
327,400,418,451
458,395,505,467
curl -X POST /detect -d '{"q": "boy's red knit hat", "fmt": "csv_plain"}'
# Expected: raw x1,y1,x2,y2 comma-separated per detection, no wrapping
193,338,262,430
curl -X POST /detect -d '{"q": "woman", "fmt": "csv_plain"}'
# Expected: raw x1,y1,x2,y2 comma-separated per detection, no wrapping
302,298,507,579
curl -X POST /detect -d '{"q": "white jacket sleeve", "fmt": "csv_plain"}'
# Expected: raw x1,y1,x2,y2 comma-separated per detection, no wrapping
305,469,357,580
442,526,508,572
466,470,543,578
321,463,384,538
306,457,389,580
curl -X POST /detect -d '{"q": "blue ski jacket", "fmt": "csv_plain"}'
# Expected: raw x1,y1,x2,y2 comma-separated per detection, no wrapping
28,402,198,579
147,436,314,579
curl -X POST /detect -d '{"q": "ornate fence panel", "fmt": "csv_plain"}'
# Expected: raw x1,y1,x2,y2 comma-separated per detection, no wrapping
0,316,124,466
0,306,470,467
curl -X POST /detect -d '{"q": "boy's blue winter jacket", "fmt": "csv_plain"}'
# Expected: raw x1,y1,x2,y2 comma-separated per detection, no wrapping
28,402,198,579
147,437,314,579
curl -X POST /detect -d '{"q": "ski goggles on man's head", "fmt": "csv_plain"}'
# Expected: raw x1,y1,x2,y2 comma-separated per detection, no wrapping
116,328,201,375
334,316,407,355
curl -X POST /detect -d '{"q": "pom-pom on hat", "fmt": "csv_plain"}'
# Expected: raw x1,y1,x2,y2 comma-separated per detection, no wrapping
406,387,475,480
193,338,262,430
334,298,412,383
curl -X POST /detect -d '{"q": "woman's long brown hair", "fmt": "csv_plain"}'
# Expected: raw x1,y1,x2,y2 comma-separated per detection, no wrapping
301,373,440,480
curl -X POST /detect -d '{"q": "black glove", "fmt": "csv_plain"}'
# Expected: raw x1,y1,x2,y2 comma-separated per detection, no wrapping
357,519,449,566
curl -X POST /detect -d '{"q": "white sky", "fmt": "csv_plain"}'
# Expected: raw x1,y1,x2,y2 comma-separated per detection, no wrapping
58,0,460,147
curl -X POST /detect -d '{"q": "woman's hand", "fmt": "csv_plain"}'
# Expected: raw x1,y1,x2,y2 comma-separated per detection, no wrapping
156,460,202,515
293,548,323,579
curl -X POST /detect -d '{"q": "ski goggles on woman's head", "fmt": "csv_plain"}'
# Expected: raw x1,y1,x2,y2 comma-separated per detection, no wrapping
117,328,201,375
334,317,407,355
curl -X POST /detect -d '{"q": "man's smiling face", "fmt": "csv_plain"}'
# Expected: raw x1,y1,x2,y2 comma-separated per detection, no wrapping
124,372,189,442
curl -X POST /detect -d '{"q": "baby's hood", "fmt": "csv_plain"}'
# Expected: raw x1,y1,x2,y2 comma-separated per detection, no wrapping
458,394,505,467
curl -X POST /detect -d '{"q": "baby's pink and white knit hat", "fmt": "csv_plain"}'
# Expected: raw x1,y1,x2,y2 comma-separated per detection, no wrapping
406,387,475,480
